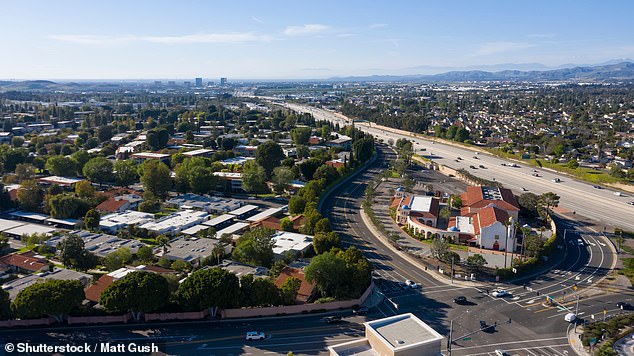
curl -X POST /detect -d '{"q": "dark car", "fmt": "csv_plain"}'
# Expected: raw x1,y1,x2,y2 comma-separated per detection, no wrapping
353,307,369,315
323,316,343,324
616,302,632,310
453,296,468,304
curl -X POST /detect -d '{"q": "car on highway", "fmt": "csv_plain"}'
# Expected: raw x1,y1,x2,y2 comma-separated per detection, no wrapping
614,191,624,196
453,296,467,304
478,164,486,169
245,331,266,340
552,178,561,183
593,185,602,189
629,202,634,206
473,156,479,159
323,316,343,324
532,173,540,177
456,156,462,160
521,187,528,191
616,302,632,310
405,279,419,288
511,163,520,168
469,165,477,169
501,163,507,166
491,289,510,297
577,238,584,246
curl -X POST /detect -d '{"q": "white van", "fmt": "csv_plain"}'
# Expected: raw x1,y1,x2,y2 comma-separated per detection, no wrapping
564,313,576,322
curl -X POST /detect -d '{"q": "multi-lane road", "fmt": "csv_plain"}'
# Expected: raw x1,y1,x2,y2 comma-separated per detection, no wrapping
280,102,634,232
321,144,619,355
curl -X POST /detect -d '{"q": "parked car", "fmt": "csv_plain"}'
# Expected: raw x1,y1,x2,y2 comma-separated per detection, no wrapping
491,289,509,297
495,349,508,356
453,296,467,304
323,316,343,324
245,331,266,340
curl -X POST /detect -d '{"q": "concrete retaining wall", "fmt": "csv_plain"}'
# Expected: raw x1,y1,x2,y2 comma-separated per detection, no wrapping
145,310,209,322
0,317,55,328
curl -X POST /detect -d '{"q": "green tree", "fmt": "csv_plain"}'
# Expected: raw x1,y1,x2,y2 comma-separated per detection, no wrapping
518,192,539,216
241,161,267,194
566,159,579,169
314,165,339,185
140,160,172,198
103,247,133,271
352,137,374,163
11,280,84,322
255,141,285,178
538,192,560,216
136,245,155,263
83,209,100,230
524,234,544,257
48,193,89,219
299,158,322,180
449,194,462,210
113,159,139,187
170,259,190,272
59,234,98,271
156,235,171,255
232,227,276,268
430,237,449,260
75,180,96,198
72,150,91,172
11,136,24,148
313,231,340,254
314,218,332,234
290,127,312,146
250,278,281,307
16,179,44,211
272,166,293,194
304,251,347,298
466,254,487,273
288,196,307,215
280,217,294,232
100,271,169,320
176,268,240,312
46,155,78,176
279,276,302,305
82,156,114,184
14,163,35,181
146,128,169,150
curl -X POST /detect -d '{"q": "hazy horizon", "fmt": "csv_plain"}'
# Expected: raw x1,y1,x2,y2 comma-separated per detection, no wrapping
2,0,634,80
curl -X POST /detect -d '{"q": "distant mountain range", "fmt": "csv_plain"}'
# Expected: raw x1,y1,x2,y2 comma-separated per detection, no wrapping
330,61,634,82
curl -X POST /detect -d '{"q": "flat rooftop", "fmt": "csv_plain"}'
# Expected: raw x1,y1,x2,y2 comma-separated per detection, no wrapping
410,196,433,213
246,206,287,222
366,313,444,350
228,204,259,216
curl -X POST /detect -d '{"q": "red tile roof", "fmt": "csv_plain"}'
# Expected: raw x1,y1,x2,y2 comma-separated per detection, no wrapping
461,186,519,212
274,267,315,304
84,275,115,303
0,252,47,272
95,197,127,213
476,205,511,234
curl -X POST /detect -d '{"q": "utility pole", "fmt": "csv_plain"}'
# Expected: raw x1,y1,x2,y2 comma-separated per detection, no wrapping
447,319,453,356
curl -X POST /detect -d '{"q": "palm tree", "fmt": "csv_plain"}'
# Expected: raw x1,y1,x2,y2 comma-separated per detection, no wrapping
156,235,171,255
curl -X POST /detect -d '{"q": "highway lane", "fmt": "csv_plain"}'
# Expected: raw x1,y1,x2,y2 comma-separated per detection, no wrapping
279,102,634,232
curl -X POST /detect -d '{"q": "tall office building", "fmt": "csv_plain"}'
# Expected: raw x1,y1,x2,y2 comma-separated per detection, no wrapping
220,77,227,86
195,77,203,87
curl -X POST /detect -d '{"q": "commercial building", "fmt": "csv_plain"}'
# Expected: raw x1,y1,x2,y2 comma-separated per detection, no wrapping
46,231,146,258
38,176,84,187
329,313,444,356
167,194,243,214
156,237,232,262
99,210,155,234
228,204,259,219
1,268,91,300
131,152,171,164
393,194,440,227
139,210,209,235
195,77,203,87
271,231,313,257
182,148,214,159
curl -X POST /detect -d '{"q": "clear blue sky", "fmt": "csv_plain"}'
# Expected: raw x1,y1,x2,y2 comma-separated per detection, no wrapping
1,0,633,80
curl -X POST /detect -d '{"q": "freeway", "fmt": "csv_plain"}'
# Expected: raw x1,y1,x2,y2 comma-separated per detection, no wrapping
280,102,634,232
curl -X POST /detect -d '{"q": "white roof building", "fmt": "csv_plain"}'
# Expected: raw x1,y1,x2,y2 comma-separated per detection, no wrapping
99,210,155,234
139,210,208,235
156,237,232,262
271,231,313,257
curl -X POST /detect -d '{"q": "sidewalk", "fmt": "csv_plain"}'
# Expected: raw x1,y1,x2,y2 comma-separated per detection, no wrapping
568,325,591,356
